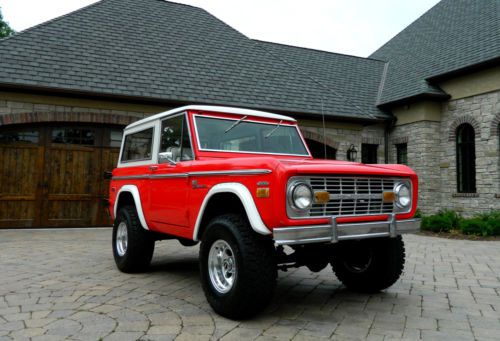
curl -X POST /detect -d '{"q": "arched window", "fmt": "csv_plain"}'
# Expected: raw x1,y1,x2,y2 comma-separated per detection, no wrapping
456,123,476,193
305,138,336,159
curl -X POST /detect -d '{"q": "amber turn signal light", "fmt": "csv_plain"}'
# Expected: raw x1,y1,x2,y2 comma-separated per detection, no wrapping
256,188,270,198
383,191,396,203
314,191,330,204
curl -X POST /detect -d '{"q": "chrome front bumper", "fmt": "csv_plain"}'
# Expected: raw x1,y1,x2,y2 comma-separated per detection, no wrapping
273,215,421,245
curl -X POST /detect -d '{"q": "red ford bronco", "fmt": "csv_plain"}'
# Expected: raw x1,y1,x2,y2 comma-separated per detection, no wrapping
108,105,421,319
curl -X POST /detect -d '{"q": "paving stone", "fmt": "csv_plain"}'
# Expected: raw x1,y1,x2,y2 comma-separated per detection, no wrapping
0,320,24,332
0,231,499,340
220,327,262,340
104,331,145,341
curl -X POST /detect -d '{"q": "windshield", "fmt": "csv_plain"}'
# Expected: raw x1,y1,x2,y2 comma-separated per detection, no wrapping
194,115,310,156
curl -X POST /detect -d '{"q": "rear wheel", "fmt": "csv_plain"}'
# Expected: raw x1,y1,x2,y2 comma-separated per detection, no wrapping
330,236,405,293
199,214,277,319
112,205,155,273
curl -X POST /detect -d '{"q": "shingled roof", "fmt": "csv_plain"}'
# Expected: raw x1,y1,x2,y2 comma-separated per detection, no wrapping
255,41,388,119
0,0,385,121
1,0,498,118
370,0,500,106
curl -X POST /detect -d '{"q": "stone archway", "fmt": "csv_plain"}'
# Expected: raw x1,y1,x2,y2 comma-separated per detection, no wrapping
0,111,139,127
448,115,481,141
300,129,339,159
491,113,500,138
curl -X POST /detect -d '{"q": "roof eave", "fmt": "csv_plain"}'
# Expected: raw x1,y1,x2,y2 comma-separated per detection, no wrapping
0,82,387,124
426,56,500,83
376,92,450,110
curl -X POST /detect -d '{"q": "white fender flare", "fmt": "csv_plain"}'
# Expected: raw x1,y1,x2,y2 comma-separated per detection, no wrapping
193,182,272,241
114,185,149,230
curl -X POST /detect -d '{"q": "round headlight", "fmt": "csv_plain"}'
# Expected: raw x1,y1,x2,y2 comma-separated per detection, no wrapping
394,183,411,208
291,183,313,210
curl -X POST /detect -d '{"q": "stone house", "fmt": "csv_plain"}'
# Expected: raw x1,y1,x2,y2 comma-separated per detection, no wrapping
0,0,498,227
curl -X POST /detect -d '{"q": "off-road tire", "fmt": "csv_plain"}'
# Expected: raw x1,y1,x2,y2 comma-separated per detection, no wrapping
112,205,155,273
330,236,405,293
199,214,277,319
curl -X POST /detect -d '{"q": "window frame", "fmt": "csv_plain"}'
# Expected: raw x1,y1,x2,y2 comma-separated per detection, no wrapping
396,143,408,165
159,112,194,162
118,121,157,167
456,123,476,193
192,114,311,157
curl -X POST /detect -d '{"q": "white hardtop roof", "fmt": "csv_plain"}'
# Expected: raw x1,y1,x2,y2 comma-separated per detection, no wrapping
125,105,296,130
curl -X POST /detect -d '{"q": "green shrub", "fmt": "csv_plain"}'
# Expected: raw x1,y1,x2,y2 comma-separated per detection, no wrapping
437,209,461,229
420,210,500,236
414,209,423,218
459,218,488,236
421,214,453,232
458,211,500,236
477,211,500,236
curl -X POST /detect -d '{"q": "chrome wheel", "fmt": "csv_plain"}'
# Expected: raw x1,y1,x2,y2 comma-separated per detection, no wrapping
116,222,128,257
208,240,237,294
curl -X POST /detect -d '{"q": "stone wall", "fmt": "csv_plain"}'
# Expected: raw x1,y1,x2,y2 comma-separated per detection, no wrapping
439,90,500,215
389,121,442,214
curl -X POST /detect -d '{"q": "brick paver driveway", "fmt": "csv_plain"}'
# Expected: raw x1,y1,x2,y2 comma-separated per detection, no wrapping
0,229,499,341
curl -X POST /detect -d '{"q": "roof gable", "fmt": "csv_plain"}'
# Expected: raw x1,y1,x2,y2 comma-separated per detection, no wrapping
370,0,500,106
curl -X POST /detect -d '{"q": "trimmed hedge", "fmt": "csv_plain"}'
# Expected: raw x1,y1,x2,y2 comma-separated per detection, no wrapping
421,214,453,232
420,210,500,236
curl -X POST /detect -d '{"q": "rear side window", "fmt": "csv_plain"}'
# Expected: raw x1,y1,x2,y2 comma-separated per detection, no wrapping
121,128,154,162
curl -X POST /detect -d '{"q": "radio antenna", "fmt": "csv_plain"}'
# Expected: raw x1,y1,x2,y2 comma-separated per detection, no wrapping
321,97,327,159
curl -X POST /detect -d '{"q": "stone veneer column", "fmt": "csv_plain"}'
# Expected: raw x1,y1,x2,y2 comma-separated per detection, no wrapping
390,121,442,214
439,90,500,215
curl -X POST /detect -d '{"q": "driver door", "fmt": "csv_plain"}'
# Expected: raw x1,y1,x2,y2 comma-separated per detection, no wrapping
148,113,193,230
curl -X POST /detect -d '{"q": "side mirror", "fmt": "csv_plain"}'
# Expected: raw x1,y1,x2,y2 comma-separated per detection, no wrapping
158,151,177,165
103,171,113,180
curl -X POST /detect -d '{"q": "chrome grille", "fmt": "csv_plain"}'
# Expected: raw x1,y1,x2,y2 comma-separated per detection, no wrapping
309,177,395,217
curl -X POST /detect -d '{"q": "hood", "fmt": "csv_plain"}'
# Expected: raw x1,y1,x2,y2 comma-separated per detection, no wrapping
277,158,416,177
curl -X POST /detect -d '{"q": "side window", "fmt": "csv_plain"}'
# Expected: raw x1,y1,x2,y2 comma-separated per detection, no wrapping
121,128,154,162
456,123,476,193
396,143,408,165
109,130,123,148
160,114,193,162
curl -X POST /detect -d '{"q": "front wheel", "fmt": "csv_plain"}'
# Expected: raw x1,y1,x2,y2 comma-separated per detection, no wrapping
112,205,155,273
330,236,405,293
199,214,277,319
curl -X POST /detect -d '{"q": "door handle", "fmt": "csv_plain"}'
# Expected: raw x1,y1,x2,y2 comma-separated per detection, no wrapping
149,165,158,171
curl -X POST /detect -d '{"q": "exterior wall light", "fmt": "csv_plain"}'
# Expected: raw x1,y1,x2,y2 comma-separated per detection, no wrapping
347,144,358,162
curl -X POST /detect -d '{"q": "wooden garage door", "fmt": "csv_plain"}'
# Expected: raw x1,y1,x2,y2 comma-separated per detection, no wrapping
0,125,122,228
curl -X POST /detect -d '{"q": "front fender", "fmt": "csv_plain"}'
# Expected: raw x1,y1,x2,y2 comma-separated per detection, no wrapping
193,182,272,241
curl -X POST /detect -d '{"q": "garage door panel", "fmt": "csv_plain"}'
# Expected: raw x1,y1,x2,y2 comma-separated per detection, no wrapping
0,201,37,228
0,125,122,228
45,200,93,227
0,144,43,227
0,145,40,195
46,146,97,195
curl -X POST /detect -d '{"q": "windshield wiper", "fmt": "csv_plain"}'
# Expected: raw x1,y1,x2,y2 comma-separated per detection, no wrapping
224,115,247,133
265,120,283,138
